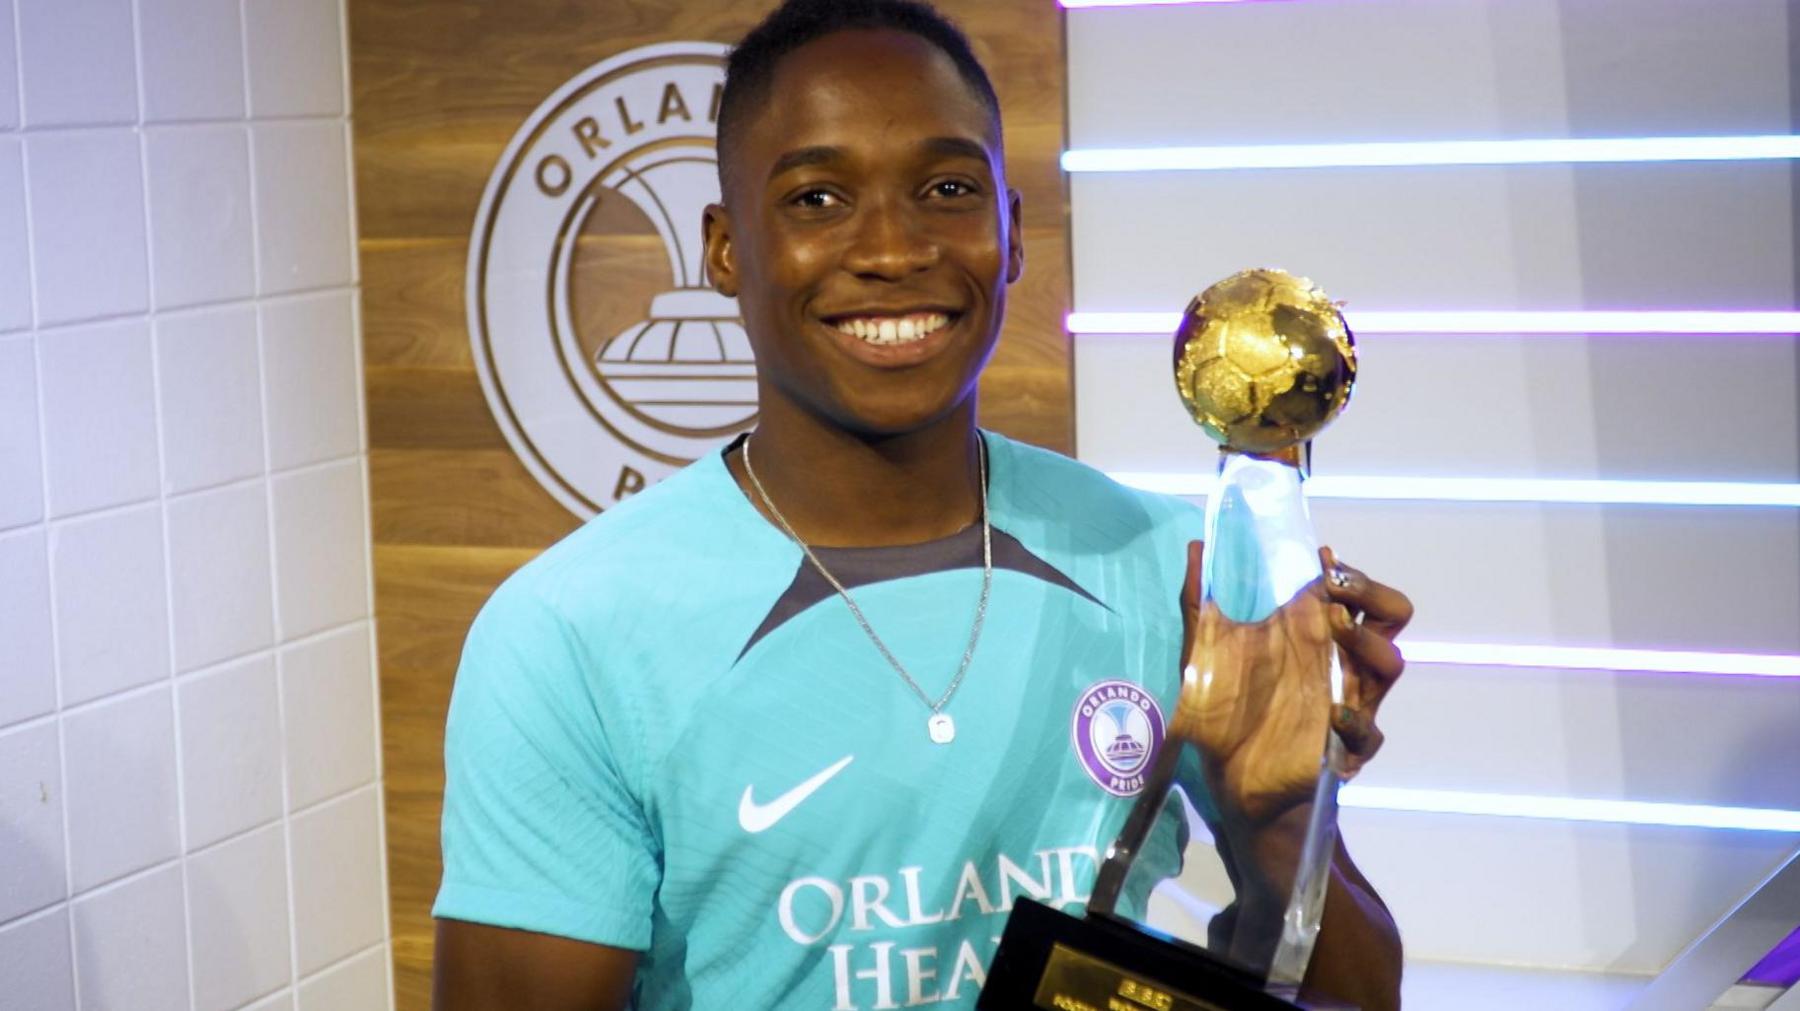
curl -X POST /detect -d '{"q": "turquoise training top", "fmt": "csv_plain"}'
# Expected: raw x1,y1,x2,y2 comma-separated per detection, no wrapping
434,432,1214,1009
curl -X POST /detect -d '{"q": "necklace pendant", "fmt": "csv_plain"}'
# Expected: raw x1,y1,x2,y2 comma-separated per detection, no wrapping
927,713,956,744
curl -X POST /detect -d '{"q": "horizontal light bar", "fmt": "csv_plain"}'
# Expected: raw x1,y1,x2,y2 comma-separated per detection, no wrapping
1063,0,1261,6
1342,786,1800,833
1063,135,1800,173
1108,472,1800,508
1402,641,1800,679
1067,310,1800,335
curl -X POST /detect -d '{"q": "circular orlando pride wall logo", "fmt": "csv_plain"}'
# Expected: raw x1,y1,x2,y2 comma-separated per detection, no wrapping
1071,679,1167,797
468,41,752,519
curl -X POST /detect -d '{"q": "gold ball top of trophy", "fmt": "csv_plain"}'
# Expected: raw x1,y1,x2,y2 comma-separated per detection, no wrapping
1172,268,1357,456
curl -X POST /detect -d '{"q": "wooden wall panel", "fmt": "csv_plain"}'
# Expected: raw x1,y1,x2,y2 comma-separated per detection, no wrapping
350,3,1070,1005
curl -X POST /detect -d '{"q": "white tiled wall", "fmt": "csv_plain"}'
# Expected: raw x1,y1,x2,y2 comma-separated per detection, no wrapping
0,0,391,1007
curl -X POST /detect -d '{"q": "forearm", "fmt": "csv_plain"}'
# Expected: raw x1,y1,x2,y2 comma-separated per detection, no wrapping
1300,861,1402,1011
1220,809,1402,1010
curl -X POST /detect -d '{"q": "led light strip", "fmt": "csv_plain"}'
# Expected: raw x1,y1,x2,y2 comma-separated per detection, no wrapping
1401,641,1800,679
1107,472,1800,508
1066,310,1800,336
1341,786,1800,833
1062,0,1267,7
1062,135,1800,173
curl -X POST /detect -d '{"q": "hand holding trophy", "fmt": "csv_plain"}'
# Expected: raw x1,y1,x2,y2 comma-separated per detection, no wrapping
1164,268,1358,986
984,269,1376,1011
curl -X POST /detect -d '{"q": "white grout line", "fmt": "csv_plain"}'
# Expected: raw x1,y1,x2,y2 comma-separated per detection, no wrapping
6,0,22,131
2,616,371,728
294,935,387,989
16,280,362,339
18,93,85,1003
0,895,77,934
33,448,370,531
10,111,347,135
61,848,184,906
242,35,308,1001
134,41,204,995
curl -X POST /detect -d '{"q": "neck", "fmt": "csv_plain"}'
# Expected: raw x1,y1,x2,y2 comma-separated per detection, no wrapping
731,400,986,548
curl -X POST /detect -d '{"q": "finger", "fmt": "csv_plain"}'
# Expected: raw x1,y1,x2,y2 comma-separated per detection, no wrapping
1182,539,1204,613
1330,603,1405,710
1333,704,1385,761
1179,539,1204,660
1320,546,1414,638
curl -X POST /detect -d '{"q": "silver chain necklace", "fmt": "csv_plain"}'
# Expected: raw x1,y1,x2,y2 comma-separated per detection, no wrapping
741,435,992,745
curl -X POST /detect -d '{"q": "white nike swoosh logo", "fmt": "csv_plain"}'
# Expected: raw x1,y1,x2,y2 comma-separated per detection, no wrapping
738,755,855,834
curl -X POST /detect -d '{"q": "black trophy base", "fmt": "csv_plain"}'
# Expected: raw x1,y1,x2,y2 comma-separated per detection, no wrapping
979,898,1307,1011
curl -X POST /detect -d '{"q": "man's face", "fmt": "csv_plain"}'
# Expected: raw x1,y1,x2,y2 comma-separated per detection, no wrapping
704,29,1023,438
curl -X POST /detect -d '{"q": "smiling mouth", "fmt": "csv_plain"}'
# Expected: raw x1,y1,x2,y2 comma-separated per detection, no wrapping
827,311,956,346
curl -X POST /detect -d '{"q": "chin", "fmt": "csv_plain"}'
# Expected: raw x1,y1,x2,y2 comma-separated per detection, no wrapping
828,389,974,439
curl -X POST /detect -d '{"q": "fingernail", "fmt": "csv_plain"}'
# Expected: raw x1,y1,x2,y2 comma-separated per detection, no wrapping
1335,704,1354,726
1332,604,1353,629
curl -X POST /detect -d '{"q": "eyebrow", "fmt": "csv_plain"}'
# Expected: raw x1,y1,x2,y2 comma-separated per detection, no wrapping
765,136,996,182
768,146,844,181
921,136,994,165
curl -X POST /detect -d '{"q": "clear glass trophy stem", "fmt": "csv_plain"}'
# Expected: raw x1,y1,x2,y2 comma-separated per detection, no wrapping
1091,446,1347,991
1207,446,1346,990
1267,731,1344,990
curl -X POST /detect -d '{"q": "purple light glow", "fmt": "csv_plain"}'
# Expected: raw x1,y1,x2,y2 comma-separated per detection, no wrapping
1743,926,1800,988
1062,0,1280,7
1067,310,1800,336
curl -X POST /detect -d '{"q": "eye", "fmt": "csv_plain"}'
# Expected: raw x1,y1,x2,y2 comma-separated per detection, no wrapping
790,188,843,210
926,178,981,199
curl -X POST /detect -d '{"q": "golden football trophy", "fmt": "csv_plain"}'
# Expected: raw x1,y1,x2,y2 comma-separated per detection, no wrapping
983,269,1356,1010
1154,268,1357,984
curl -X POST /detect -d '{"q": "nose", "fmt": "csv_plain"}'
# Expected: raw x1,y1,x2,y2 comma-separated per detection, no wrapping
841,196,940,280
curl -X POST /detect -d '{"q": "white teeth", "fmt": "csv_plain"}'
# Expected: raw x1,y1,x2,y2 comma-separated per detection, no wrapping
833,312,953,345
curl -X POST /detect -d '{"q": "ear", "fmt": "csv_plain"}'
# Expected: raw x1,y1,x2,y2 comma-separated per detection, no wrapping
702,202,738,297
1005,188,1024,284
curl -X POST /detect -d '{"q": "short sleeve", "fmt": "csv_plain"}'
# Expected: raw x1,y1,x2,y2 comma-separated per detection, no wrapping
432,579,661,950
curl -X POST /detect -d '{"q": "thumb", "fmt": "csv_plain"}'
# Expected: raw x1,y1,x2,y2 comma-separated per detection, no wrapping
1182,539,1205,613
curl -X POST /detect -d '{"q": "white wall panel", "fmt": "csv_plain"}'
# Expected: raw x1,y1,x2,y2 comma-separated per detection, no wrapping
1367,664,1800,811
1077,333,1800,481
0,139,30,333
138,0,246,123
1068,0,1800,993
1067,0,1792,149
1336,811,1794,972
0,909,75,1011
71,864,191,1011
1400,961,1647,1011
1069,163,1793,313
1149,810,1795,974
0,1,17,131
1309,501,1800,654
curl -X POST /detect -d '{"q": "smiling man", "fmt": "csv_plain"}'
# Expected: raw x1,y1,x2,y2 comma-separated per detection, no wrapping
431,2,1409,1009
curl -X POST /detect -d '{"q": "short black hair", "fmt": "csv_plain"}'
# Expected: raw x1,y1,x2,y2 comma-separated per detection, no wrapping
716,0,1002,194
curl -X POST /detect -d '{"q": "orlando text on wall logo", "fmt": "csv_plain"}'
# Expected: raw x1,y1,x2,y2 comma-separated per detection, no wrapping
468,42,754,518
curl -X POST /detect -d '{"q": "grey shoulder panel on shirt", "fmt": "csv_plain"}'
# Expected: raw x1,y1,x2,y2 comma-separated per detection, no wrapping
733,524,1105,663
